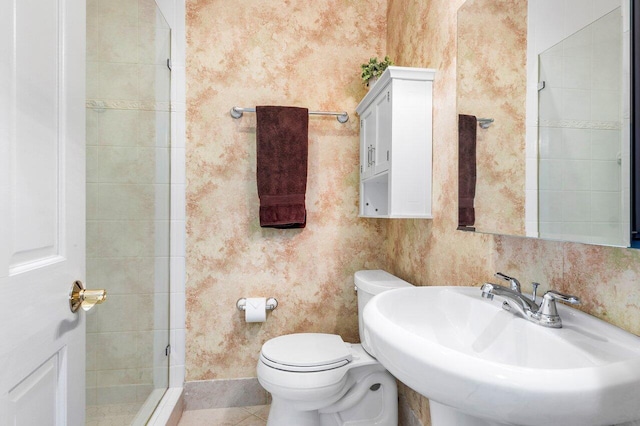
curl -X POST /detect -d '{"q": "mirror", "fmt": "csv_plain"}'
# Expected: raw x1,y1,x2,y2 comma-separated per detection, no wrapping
457,0,631,247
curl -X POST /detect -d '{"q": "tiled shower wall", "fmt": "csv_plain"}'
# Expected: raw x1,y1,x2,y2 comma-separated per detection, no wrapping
532,3,626,245
85,0,172,407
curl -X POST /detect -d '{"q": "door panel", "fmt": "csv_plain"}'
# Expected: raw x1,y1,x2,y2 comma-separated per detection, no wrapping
361,107,375,179
12,0,60,268
0,0,86,424
375,87,391,175
9,354,60,425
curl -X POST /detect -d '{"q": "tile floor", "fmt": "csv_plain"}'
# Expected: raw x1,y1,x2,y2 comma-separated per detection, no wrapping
178,405,270,426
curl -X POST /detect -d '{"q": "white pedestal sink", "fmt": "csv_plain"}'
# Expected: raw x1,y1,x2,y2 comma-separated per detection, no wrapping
363,286,640,426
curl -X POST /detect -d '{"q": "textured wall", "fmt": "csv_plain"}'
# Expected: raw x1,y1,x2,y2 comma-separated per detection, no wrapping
185,0,389,380
185,0,640,422
386,0,640,425
457,0,527,235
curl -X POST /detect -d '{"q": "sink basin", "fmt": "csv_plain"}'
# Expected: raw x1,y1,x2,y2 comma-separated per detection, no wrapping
363,286,640,426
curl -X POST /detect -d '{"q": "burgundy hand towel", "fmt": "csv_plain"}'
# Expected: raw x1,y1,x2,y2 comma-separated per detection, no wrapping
256,106,309,228
458,114,477,227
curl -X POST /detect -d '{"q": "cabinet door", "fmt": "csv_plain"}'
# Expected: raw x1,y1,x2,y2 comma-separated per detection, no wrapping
374,87,391,175
360,106,376,179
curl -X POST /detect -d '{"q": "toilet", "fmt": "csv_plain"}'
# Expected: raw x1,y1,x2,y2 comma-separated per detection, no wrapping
257,270,412,426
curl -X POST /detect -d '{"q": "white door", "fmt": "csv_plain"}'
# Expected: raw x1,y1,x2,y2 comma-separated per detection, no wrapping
0,0,87,424
360,107,376,180
374,87,391,176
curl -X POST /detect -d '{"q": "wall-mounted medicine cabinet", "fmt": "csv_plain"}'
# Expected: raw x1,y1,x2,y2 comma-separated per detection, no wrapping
356,66,436,218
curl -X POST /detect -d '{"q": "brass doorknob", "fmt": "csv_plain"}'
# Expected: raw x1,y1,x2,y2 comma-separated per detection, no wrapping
69,280,107,313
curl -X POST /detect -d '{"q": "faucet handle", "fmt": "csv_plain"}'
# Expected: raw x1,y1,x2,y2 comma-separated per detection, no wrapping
536,290,580,328
544,290,580,305
539,290,580,317
494,272,521,293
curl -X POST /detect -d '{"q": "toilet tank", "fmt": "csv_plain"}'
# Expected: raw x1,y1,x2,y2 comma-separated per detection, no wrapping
355,270,413,354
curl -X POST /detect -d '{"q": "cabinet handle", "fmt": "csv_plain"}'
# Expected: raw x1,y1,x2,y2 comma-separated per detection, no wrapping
367,146,371,166
371,147,376,165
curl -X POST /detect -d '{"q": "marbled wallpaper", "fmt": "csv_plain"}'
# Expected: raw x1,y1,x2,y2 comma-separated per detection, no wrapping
386,0,640,425
457,0,527,235
185,0,389,380
186,0,640,423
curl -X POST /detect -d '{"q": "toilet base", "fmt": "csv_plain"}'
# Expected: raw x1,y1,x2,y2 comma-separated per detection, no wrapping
265,369,398,426
267,399,322,426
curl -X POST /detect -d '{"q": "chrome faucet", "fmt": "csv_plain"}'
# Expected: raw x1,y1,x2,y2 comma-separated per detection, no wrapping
480,282,539,320
494,272,521,293
480,280,580,328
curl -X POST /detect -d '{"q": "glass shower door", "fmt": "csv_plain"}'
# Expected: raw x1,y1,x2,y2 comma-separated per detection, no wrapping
537,8,624,246
85,0,171,423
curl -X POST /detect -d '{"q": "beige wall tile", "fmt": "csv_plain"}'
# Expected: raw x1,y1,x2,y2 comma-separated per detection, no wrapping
139,25,171,65
97,368,153,387
86,183,100,220
139,64,171,102
86,221,100,258
138,110,171,147
87,28,99,65
86,332,98,371
98,109,139,146
86,109,99,145
97,146,153,184
99,63,139,100
95,331,147,370
91,257,155,294
138,0,160,28
97,294,145,332
99,23,139,64
86,146,99,183
98,0,138,28
96,385,139,405
86,62,100,99
96,183,155,220
92,220,154,257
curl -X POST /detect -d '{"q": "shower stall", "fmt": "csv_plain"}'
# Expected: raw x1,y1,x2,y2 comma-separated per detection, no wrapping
85,0,184,423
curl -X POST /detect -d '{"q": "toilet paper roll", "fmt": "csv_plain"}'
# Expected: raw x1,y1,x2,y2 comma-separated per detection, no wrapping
245,297,267,322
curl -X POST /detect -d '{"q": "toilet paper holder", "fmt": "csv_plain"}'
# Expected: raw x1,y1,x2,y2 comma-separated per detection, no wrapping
236,297,278,311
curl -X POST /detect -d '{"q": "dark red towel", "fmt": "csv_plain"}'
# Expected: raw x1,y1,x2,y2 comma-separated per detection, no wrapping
458,114,477,227
256,106,309,228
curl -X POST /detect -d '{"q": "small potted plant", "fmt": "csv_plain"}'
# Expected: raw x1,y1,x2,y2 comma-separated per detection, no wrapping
361,56,394,90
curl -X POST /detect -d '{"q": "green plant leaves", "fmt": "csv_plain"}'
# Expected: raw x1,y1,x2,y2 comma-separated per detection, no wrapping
360,56,394,85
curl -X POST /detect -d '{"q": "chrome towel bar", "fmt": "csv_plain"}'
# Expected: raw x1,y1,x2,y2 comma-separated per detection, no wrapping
230,106,349,123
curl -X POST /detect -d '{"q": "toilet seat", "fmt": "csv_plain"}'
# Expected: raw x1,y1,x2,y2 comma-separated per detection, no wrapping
260,333,353,372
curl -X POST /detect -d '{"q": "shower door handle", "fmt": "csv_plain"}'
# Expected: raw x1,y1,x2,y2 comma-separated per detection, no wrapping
69,280,107,313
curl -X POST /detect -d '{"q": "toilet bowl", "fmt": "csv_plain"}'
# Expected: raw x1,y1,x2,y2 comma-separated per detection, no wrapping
256,270,412,426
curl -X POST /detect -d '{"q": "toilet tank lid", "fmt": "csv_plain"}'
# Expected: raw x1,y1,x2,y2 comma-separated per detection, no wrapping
354,270,413,295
